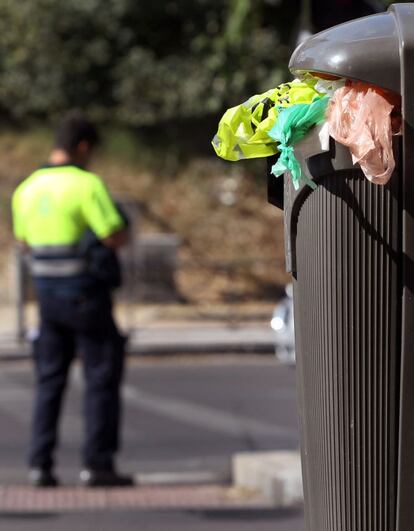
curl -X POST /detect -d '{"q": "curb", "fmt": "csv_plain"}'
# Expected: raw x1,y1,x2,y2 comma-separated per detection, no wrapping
135,470,231,486
0,325,276,360
127,326,275,355
232,451,303,508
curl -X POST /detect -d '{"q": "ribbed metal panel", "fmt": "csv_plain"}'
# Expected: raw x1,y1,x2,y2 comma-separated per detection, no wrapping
293,170,400,531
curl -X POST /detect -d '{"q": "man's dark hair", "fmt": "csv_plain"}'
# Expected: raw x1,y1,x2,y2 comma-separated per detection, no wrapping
54,110,100,154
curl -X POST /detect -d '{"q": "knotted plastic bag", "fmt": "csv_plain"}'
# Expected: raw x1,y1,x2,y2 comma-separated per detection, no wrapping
212,79,323,162
267,96,330,190
327,82,401,185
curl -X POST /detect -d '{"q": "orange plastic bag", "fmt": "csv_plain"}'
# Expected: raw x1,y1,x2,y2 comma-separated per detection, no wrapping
327,82,401,185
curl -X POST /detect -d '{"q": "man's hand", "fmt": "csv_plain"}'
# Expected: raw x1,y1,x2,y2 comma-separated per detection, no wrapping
102,228,129,249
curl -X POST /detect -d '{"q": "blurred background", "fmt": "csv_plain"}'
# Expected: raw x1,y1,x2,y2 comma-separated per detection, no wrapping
0,0,394,310
0,1,404,530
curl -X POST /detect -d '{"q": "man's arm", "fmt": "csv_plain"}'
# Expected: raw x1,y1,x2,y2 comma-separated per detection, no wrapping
82,176,127,247
11,188,30,250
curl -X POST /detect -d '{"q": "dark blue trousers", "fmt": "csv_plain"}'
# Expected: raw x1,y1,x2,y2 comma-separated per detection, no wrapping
29,289,125,472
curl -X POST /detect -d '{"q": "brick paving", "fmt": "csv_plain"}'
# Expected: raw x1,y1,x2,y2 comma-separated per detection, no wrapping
0,485,270,512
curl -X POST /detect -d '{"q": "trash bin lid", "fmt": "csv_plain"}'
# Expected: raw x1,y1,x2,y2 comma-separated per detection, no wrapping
289,12,401,93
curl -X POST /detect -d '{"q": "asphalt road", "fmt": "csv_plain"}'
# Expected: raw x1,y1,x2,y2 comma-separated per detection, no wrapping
0,508,306,531
0,354,305,531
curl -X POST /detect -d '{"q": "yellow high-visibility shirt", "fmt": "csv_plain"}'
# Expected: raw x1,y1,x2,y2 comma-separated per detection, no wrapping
12,165,124,246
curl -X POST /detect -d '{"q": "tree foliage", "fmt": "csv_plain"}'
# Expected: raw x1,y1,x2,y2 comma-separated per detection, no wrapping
0,0,400,128
0,0,292,126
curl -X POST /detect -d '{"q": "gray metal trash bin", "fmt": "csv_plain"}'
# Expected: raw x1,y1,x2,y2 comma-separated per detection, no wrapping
277,4,414,531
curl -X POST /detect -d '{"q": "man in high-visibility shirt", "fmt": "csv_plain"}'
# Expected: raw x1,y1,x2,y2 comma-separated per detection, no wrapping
12,112,133,487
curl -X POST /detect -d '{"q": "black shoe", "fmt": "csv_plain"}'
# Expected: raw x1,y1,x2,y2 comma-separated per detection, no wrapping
79,469,134,487
28,468,59,488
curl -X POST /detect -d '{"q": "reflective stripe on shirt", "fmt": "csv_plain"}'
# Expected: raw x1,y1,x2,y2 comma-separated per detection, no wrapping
30,258,87,277
30,243,86,278
31,244,81,257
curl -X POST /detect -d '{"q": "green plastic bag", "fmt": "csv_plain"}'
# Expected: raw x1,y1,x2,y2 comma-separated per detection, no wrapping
212,79,323,162
268,96,329,190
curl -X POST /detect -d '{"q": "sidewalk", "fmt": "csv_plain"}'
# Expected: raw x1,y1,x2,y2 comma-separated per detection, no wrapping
0,303,303,512
0,484,272,512
0,302,276,359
